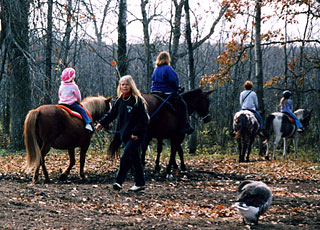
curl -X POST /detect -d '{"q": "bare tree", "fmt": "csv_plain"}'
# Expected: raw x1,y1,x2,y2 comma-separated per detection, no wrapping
44,0,53,104
117,0,127,76
3,0,32,150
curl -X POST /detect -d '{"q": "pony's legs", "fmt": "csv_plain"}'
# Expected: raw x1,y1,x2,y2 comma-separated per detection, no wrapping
246,139,254,162
272,135,281,160
265,141,270,160
283,138,287,159
243,141,248,162
60,148,75,181
155,139,163,171
177,144,186,172
141,136,152,167
166,142,178,177
238,139,244,162
79,145,90,179
33,143,51,183
294,134,299,159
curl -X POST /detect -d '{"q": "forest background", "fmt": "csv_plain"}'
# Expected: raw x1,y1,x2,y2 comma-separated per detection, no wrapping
0,0,319,156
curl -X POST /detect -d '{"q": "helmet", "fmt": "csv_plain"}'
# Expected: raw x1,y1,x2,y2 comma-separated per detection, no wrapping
61,67,76,82
283,90,292,99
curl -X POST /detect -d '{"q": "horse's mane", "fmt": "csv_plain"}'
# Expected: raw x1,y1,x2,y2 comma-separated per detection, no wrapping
82,96,109,116
181,88,203,99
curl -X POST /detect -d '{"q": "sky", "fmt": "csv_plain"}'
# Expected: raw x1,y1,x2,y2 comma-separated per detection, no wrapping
88,0,319,45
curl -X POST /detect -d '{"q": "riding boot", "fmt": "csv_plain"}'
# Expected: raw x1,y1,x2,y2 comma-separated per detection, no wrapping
177,96,194,135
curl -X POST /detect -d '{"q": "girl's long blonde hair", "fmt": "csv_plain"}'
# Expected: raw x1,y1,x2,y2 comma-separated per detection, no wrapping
279,97,288,108
117,75,148,108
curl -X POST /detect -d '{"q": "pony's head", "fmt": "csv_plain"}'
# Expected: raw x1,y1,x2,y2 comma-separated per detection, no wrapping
82,96,113,122
296,109,312,130
183,88,213,123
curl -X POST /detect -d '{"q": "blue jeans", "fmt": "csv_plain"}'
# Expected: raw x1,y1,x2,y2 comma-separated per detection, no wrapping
286,111,303,129
115,139,145,187
69,102,92,125
253,110,263,129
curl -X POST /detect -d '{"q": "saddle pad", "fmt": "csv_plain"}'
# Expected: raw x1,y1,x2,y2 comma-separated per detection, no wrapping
57,104,92,120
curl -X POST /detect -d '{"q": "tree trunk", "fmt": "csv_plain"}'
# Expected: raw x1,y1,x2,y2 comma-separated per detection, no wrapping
185,0,197,153
254,0,265,156
62,0,73,67
117,0,127,76
141,0,153,92
5,0,31,150
44,0,53,104
169,0,184,68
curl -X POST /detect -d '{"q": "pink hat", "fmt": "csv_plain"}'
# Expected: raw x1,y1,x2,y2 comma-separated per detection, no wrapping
61,68,76,82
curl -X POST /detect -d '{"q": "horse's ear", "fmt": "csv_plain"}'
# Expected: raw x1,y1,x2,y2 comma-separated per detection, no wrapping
203,89,214,95
106,96,113,102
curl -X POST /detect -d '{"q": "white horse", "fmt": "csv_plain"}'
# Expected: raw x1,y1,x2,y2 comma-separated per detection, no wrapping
264,109,312,160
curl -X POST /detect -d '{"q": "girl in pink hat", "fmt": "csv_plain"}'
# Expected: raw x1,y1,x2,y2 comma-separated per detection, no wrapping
58,67,93,132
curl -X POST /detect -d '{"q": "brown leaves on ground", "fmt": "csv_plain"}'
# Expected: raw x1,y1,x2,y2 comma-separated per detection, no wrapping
0,150,319,229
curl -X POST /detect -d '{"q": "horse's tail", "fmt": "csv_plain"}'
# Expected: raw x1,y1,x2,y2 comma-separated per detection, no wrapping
108,133,121,158
235,114,247,139
24,109,41,171
263,114,275,143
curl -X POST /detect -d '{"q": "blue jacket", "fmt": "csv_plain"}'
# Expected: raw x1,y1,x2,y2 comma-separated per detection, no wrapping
151,65,179,93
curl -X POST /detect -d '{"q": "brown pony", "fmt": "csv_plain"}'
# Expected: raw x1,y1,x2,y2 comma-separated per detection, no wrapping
109,88,213,177
24,96,112,183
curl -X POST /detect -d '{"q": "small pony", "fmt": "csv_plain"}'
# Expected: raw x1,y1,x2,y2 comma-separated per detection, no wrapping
233,110,259,162
24,96,112,183
264,109,312,160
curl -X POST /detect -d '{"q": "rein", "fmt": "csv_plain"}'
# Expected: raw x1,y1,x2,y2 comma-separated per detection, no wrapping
201,113,210,121
150,92,174,119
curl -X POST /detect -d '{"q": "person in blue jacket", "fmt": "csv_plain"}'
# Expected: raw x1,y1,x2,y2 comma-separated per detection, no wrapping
96,75,149,192
151,51,194,134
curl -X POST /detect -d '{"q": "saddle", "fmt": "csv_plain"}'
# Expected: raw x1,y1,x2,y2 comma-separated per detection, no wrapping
57,104,92,120
282,112,295,124
151,92,177,113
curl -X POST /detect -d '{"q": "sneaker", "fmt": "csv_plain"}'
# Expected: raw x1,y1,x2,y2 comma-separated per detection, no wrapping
85,123,93,132
113,183,122,190
297,128,303,133
129,185,145,192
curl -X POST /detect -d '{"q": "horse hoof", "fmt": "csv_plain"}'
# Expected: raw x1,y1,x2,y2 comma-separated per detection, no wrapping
60,174,68,181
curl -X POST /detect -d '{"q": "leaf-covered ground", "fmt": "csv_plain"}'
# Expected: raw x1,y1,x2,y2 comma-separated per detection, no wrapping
0,148,319,229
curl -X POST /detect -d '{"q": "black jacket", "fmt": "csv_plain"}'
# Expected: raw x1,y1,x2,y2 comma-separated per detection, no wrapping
99,95,149,143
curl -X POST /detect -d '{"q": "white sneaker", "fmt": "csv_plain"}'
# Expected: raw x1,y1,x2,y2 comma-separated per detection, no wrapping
129,185,145,192
85,124,93,132
297,128,303,132
113,183,122,190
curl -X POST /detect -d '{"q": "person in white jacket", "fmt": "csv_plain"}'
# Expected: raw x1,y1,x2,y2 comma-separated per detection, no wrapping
239,80,264,134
